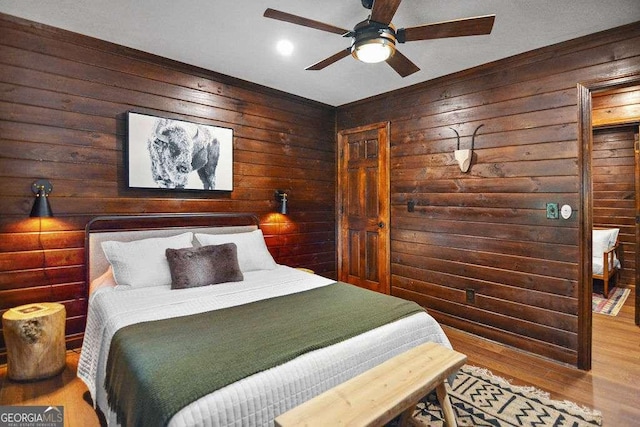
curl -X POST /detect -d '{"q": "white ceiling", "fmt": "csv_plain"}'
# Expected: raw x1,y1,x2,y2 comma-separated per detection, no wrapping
1,0,639,106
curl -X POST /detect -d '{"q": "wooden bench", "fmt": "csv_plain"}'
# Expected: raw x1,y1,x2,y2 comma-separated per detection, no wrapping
274,342,467,427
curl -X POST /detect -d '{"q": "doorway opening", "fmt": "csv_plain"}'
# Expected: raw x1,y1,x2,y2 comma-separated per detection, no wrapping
577,75,640,370
591,124,638,291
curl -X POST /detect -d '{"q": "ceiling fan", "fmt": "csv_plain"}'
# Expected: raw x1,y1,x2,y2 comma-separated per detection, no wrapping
264,0,495,77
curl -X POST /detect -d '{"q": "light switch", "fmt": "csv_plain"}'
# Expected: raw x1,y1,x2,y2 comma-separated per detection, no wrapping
546,203,559,219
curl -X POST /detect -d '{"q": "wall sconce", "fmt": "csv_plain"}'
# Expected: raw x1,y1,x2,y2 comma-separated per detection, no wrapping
30,179,53,217
451,124,484,173
275,190,288,215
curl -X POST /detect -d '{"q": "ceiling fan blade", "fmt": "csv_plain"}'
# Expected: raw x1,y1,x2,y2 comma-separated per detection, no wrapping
399,14,495,42
370,0,403,25
386,50,420,77
264,8,349,35
306,48,351,70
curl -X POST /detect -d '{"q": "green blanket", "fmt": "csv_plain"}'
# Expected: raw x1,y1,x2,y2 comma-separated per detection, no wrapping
105,282,425,427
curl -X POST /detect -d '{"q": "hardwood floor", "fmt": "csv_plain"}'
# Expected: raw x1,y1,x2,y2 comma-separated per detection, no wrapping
445,285,640,426
0,348,102,426
1,287,637,426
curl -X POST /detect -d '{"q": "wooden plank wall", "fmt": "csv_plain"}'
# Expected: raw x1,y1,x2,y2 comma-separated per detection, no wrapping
592,126,638,286
0,13,336,362
337,22,640,365
592,85,640,127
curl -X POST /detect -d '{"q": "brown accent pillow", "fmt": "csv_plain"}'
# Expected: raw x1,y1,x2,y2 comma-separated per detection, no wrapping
166,243,243,289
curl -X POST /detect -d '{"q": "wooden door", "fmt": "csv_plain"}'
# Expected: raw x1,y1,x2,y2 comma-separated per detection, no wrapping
337,123,390,294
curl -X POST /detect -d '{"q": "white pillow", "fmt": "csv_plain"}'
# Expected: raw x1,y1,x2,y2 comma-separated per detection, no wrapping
592,228,619,259
101,232,193,288
195,229,277,272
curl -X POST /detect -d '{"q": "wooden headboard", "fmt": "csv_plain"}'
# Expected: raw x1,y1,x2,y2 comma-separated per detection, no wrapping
85,213,260,284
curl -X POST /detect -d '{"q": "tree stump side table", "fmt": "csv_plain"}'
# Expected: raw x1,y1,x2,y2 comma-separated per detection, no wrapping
2,302,66,381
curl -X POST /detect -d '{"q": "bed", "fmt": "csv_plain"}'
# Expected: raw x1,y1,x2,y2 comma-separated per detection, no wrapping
78,213,452,427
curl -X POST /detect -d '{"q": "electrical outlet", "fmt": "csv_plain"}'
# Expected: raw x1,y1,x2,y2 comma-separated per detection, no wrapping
465,288,475,304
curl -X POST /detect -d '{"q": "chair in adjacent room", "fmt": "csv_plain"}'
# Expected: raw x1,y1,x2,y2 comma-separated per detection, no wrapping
592,228,621,298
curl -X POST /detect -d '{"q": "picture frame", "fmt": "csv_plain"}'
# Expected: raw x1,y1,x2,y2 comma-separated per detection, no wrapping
126,112,233,191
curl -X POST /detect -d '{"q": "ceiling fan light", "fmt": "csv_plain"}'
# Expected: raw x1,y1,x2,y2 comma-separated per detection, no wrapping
351,22,397,64
352,39,395,63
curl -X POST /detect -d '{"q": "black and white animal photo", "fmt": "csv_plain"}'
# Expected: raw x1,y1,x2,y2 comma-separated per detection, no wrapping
127,112,233,191
147,118,220,189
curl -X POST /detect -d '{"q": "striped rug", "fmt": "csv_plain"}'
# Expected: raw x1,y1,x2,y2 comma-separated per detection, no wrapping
405,365,602,426
592,286,630,316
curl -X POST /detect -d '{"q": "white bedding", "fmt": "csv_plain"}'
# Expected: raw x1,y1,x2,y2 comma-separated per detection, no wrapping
78,265,451,427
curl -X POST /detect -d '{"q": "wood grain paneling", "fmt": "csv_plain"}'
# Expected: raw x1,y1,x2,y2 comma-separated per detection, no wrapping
0,13,336,362
592,85,640,127
337,21,640,365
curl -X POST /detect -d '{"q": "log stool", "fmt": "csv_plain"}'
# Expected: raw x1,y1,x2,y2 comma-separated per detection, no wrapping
2,302,66,381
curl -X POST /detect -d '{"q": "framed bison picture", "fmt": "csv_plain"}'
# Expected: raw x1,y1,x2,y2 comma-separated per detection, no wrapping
126,112,233,191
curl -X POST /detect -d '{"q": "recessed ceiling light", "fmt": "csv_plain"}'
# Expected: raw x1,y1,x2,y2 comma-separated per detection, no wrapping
276,39,294,56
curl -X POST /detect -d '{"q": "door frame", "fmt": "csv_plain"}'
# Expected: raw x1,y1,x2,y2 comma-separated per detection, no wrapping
577,72,640,370
336,122,391,293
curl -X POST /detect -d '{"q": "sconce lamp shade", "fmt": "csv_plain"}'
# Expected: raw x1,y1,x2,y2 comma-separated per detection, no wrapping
30,179,53,218
279,197,288,215
275,190,288,215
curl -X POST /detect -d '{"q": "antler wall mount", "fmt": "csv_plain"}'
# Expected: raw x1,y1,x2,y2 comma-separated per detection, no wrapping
451,124,484,173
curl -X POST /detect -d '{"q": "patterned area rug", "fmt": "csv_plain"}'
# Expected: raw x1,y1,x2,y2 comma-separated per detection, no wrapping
592,286,630,316
402,365,602,426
